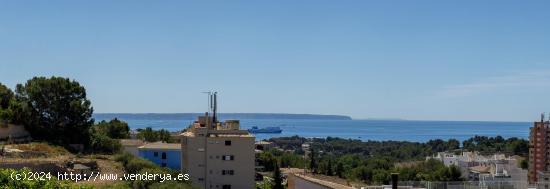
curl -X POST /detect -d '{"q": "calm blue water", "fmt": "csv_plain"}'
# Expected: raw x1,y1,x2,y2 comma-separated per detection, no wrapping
93,115,531,142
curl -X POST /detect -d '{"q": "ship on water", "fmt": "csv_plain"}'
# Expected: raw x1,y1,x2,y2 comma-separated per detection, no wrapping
248,126,283,134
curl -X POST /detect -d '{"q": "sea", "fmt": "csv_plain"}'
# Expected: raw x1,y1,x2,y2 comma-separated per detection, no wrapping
93,114,532,142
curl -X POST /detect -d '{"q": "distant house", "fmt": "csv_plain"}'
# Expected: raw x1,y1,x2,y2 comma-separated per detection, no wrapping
120,139,145,156
255,141,275,151
138,142,181,170
427,151,524,188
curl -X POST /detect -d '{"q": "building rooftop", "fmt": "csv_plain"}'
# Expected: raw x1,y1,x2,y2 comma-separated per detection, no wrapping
470,165,491,174
255,141,273,145
138,142,180,150
179,112,255,139
215,134,254,138
119,139,144,146
180,131,254,138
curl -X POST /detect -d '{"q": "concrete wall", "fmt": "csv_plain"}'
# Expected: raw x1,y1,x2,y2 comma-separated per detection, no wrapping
138,149,181,170
0,124,31,142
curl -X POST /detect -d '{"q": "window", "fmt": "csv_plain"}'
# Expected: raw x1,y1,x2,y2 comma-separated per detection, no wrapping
154,152,158,157
222,155,234,161
225,140,231,146
162,152,167,159
222,185,231,189
222,170,234,175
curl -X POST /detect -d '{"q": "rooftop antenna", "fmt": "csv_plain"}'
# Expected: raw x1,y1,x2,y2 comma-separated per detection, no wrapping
201,91,218,125
542,112,545,122
201,91,212,113
212,92,218,123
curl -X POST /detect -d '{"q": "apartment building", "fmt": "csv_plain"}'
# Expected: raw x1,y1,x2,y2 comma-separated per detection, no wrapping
529,114,550,183
180,92,255,189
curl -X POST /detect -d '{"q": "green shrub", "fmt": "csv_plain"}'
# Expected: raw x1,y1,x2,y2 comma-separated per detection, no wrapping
114,153,134,166
520,159,528,169
124,157,157,174
90,132,122,154
136,127,172,143
93,118,130,139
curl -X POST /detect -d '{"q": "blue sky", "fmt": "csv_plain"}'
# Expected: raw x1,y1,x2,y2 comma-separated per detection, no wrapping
1,1,550,121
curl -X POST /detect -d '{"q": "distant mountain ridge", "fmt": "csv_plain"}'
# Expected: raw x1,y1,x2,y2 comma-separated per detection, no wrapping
93,113,352,121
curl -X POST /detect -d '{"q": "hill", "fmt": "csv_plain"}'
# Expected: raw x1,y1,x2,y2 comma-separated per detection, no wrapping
93,113,352,121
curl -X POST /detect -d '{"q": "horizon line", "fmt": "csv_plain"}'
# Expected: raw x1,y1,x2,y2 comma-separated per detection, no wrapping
92,112,535,123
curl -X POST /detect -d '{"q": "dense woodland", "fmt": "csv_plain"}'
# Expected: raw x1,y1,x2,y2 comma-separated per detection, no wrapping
261,135,528,184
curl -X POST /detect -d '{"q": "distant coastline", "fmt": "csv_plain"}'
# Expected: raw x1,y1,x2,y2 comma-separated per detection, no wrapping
93,113,352,121
90,115,529,142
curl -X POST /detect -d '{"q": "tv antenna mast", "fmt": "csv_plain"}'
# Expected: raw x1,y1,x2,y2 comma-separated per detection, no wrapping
201,91,218,123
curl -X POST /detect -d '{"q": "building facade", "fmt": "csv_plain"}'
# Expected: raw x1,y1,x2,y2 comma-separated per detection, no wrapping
138,142,182,170
181,112,255,189
529,114,550,183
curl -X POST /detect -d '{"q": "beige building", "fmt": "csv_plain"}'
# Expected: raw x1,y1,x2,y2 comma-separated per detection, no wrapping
255,140,275,151
180,93,255,189
119,139,145,156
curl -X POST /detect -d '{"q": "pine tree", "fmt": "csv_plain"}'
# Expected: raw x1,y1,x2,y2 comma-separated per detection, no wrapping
336,162,344,178
272,162,284,189
326,159,333,176
309,149,317,174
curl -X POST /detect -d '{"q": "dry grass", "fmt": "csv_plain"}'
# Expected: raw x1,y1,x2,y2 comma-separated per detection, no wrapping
8,142,70,156
2,143,128,187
